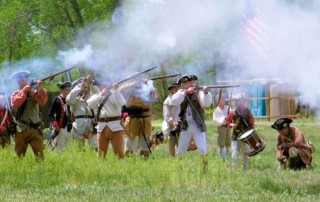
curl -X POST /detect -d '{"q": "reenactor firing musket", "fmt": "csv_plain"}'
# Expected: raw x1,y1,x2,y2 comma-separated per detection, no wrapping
29,66,76,87
149,73,181,81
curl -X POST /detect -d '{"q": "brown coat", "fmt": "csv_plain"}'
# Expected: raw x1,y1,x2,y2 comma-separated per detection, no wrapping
124,96,152,138
277,127,312,165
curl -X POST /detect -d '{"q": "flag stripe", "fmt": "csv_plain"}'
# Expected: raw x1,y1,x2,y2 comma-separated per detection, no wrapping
241,2,270,57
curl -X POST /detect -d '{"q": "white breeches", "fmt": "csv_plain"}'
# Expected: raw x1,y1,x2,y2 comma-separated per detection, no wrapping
176,122,207,156
54,128,73,150
125,135,149,153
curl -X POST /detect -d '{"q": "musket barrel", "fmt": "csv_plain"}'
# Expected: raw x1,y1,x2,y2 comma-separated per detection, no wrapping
150,73,181,81
197,84,240,89
116,66,157,85
29,66,76,86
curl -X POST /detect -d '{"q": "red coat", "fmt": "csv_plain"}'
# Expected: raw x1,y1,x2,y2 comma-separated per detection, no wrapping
0,108,11,133
11,88,47,110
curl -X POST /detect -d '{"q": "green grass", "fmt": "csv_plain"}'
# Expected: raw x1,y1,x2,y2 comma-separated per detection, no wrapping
0,119,319,201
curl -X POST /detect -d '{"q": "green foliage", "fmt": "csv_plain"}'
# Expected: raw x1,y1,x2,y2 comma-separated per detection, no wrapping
0,0,117,63
0,119,319,201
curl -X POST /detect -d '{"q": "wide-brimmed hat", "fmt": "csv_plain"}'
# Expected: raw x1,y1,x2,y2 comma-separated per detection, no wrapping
9,71,30,80
93,77,111,87
57,81,72,89
271,118,293,130
167,82,180,90
177,74,198,84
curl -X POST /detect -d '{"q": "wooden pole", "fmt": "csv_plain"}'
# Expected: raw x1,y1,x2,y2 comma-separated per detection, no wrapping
266,81,271,121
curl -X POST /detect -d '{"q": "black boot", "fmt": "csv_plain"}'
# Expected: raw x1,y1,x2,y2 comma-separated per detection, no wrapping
289,156,306,170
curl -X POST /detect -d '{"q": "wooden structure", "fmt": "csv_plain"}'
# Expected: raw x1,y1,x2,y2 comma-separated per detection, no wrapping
216,78,305,120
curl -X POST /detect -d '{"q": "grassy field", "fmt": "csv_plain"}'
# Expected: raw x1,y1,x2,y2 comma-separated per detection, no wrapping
0,118,319,202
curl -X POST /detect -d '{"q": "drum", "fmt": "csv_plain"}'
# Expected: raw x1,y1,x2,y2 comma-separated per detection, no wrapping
238,128,266,157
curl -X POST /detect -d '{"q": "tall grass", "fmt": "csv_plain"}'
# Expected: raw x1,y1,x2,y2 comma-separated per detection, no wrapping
0,119,318,201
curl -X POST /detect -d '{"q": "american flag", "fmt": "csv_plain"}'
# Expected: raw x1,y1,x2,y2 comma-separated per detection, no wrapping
241,0,271,57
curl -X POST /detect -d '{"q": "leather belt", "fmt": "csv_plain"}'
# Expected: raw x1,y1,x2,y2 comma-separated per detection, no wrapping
19,120,41,129
75,115,94,119
97,116,122,122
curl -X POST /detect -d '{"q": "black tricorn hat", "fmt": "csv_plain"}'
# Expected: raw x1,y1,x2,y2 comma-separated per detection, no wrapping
57,81,72,89
167,82,180,90
271,118,293,130
9,71,30,80
177,74,198,84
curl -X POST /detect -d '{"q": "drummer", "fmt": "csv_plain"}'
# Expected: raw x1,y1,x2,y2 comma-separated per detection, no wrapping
226,97,254,169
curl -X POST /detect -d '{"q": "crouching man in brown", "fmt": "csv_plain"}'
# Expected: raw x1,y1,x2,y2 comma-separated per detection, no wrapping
10,71,48,160
271,118,312,170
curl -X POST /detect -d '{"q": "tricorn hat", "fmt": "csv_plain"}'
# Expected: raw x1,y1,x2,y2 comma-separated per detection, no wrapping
167,82,180,90
177,74,198,84
9,71,30,80
57,81,72,89
271,118,293,130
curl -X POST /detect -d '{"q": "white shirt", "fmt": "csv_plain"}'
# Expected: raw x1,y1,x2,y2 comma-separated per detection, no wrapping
162,93,181,136
87,90,126,132
171,89,212,108
213,105,229,126
163,93,180,123
66,83,99,134
171,89,212,123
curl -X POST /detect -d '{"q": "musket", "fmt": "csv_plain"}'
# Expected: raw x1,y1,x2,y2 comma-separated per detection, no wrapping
227,82,235,114
150,73,181,81
215,88,223,108
196,84,240,89
29,66,76,87
115,66,157,85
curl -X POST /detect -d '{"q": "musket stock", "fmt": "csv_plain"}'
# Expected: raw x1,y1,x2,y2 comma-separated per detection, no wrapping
29,66,76,87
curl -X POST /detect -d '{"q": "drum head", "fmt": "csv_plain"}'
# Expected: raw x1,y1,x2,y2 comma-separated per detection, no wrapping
238,128,255,140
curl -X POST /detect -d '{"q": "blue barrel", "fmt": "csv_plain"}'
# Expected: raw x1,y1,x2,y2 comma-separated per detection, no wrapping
250,82,266,116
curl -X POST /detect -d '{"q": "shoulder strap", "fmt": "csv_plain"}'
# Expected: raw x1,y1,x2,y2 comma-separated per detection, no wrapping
96,93,112,120
235,108,249,127
57,95,66,128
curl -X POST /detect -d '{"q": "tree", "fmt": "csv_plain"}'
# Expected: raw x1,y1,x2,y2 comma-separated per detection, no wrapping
0,0,117,65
